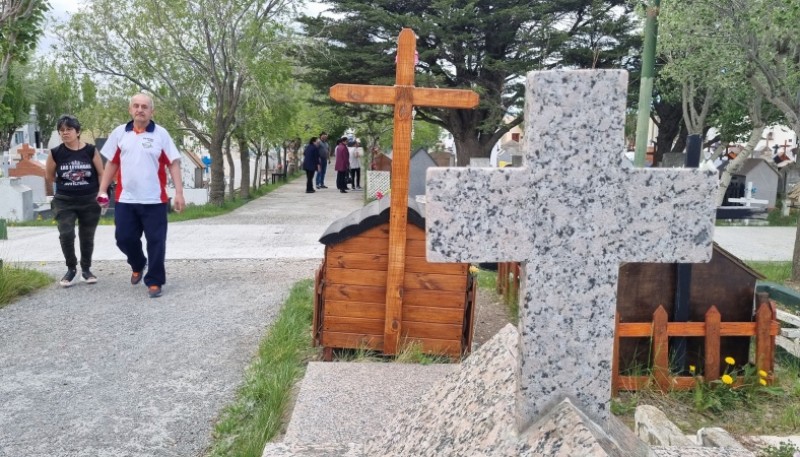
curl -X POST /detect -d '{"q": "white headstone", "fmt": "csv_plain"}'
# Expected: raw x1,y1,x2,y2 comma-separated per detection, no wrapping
425,70,717,426
0,177,34,221
18,175,47,203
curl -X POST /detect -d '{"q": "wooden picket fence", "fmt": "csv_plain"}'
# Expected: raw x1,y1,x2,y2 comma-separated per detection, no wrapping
493,262,782,393
496,262,520,304
612,301,780,394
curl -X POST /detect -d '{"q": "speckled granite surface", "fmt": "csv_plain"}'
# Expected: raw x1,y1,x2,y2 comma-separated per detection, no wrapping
425,70,717,425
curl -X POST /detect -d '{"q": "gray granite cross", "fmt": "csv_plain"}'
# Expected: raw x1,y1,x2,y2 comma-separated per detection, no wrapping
425,70,717,427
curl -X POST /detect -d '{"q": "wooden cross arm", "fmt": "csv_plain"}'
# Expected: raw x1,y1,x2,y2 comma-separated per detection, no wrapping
330,84,479,109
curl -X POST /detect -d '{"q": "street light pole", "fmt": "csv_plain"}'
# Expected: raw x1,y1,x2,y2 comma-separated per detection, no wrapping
633,0,661,167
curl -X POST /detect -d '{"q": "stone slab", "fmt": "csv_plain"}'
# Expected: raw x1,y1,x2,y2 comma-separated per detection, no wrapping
652,447,754,456
282,362,457,446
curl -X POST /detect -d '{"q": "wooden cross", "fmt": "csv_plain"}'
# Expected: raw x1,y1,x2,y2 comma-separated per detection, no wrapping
330,28,479,354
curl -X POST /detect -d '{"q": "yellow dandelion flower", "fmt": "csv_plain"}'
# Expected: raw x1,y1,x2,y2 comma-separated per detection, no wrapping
469,266,479,274
758,370,768,378
759,378,767,386
721,374,734,385
724,356,735,365
689,365,696,374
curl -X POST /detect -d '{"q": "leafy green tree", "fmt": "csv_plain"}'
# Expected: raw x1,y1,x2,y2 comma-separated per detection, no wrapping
0,0,48,99
0,63,31,150
297,0,641,166
27,60,80,147
60,0,294,205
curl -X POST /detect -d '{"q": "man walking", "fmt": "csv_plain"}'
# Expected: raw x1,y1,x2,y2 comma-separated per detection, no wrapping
97,93,185,298
315,132,330,189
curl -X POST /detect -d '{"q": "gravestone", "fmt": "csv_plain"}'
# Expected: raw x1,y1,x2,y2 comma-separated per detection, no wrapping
1,152,15,177
426,70,717,427
9,143,49,199
468,157,490,167
0,177,34,221
408,148,436,197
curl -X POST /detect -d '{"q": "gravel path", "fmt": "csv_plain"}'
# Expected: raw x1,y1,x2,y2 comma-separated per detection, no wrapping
0,178,364,457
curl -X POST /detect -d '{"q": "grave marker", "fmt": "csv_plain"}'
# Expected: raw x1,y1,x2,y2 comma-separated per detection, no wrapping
330,28,479,354
425,70,717,426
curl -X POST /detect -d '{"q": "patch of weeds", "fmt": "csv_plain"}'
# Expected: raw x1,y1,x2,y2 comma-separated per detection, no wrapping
396,340,452,365
766,206,799,227
475,267,496,290
760,441,800,457
0,263,52,308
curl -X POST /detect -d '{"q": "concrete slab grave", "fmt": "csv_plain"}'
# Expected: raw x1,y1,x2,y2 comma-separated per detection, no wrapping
425,69,718,427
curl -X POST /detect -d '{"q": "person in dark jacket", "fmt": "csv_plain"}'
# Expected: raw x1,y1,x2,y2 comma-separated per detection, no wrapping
334,137,350,193
302,137,321,193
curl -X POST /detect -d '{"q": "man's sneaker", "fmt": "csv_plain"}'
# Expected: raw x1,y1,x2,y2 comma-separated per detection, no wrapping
131,271,143,285
82,269,98,284
148,285,162,298
60,269,77,288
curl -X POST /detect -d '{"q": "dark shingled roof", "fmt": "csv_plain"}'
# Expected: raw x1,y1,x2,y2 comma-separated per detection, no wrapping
319,197,426,246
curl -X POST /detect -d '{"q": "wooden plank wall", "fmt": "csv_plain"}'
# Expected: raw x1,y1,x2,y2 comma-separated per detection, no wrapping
321,224,469,357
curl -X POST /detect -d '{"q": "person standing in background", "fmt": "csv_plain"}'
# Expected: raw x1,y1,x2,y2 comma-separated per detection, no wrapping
334,137,350,193
303,136,321,193
46,115,104,287
315,132,330,189
349,139,363,190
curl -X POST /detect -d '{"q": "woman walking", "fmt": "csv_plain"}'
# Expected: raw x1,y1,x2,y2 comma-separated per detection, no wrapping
45,115,105,287
334,137,350,193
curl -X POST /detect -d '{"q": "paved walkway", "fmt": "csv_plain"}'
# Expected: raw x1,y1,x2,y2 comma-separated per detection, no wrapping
0,177,363,457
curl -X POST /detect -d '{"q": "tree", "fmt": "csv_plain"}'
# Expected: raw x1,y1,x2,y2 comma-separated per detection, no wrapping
660,0,800,278
60,0,295,205
0,63,31,150
298,0,641,166
0,0,48,99
27,60,80,146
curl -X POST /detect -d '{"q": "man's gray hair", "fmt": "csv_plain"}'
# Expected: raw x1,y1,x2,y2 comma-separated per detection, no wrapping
130,92,155,110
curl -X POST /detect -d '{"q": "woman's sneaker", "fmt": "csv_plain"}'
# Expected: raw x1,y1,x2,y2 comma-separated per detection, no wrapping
60,269,77,288
82,269,98,284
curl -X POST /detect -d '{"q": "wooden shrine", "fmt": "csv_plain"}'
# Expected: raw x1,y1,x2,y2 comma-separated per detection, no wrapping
616,243,765,373
313,28,480,358
313,198,477,358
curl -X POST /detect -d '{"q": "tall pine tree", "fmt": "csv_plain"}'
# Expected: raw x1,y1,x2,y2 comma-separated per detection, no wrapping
298,0,640,165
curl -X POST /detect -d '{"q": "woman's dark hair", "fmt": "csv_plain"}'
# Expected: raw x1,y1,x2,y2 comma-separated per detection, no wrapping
308,136,318,145
56,115,81,134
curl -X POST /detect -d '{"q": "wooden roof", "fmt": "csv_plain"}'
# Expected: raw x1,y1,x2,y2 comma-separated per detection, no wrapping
319,197,425,246
621,242,764,280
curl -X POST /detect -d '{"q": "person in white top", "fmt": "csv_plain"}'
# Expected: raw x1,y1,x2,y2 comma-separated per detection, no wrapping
97,93,185,298
349,140,363,190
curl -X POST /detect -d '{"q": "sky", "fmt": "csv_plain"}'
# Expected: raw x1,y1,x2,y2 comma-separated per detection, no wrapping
37,1,329,56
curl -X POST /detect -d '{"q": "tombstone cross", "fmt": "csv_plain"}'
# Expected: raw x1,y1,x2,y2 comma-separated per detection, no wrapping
0,153,15,177
728,182,768,207
330,28,479,354
425,70,717,426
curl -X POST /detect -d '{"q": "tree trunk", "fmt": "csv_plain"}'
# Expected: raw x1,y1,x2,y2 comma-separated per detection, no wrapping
653,100,683,166
208,133,226,206
453,134,484,167
225,136,235,198
238,136,250,199
716,125,765,206
789,121,800,282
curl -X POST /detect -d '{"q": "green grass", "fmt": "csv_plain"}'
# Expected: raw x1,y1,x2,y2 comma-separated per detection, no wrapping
0,263,52,308
206,279,315,457
747,261,793,283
